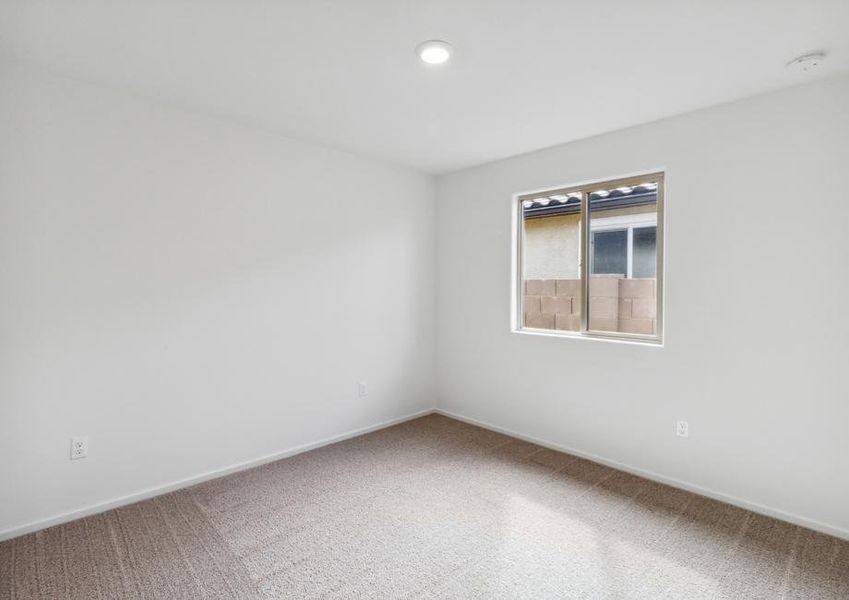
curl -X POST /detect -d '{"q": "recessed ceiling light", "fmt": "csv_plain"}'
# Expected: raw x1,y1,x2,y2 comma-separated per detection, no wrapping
786,52,826,74
416,40,453,65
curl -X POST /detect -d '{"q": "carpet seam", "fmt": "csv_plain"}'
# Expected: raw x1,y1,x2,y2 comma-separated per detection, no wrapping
8,537,16,600
153,497,206,599
112,509,146,599
58,526,71,600
778,525,804,599
80,517,105,600
174,494,244,599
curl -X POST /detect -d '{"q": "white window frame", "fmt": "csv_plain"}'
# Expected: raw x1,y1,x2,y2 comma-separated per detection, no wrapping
512,171,665,345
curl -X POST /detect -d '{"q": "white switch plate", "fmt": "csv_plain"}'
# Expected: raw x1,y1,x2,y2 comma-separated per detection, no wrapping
676,420,689,438
358,381,368,397
70,436,89,459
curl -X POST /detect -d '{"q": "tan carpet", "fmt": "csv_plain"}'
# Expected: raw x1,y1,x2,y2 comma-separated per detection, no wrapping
1,414,847,599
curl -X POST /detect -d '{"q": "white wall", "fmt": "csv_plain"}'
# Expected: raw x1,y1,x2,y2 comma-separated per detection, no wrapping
436,75,849,537
0,59,435,537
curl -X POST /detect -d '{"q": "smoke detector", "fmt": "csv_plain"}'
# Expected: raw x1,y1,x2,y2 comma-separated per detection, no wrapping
786,52,826,74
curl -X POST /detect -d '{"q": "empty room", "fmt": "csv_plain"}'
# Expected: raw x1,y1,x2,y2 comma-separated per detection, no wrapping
1,1,848,598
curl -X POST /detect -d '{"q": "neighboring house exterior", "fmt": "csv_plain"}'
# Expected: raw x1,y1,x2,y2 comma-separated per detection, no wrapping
522,184,658,280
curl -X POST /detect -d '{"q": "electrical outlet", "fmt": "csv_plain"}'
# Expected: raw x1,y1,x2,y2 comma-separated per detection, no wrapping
70,436,89,460
676,420,689,438
358,380,368,398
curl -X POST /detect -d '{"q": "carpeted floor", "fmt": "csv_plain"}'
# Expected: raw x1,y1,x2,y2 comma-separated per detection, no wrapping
1,414,847,599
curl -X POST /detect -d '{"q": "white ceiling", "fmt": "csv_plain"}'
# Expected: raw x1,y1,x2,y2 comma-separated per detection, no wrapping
2,1,848,174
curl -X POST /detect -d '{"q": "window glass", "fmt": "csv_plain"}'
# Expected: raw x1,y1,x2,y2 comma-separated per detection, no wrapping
587,183,659,335
632,227,657,278
591,230,627,275
517,174,663,341
521,193,582,331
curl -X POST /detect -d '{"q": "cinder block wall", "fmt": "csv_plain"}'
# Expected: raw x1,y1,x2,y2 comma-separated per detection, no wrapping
523,278,656,334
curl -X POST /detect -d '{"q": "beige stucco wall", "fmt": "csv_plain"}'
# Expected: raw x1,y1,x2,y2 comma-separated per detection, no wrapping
522,213,581,279
522,204,656,279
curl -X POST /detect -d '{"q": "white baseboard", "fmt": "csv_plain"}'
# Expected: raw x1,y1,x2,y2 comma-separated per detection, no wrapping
5,407,846,544
0,408,436,543
435,408,849,542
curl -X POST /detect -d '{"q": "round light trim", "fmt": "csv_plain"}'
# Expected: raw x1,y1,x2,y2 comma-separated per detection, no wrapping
416,40,453,65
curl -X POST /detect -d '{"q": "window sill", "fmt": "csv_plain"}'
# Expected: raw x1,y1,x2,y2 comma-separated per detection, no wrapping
513,327,663,347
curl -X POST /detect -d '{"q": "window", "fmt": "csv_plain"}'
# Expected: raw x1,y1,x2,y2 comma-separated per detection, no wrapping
591,230,627,275
590,213,657,278
515,173,664,342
